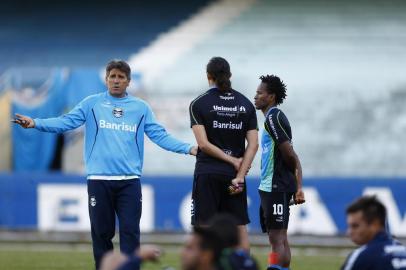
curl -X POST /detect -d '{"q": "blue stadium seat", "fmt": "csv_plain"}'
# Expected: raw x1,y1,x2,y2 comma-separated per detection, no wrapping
0,0,212,71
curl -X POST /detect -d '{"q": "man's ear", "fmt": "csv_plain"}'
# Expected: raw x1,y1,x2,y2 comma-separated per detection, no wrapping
269,93,276,103
206,72,213,81
371,219,383,231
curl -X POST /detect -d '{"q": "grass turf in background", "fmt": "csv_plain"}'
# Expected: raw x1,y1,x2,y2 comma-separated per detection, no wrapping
0,247,345,270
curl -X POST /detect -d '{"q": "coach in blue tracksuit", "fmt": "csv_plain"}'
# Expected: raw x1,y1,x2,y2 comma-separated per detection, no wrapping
341,196,406,270
14,60,197,269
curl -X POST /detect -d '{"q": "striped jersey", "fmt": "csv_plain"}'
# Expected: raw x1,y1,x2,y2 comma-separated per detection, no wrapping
259,107,296,192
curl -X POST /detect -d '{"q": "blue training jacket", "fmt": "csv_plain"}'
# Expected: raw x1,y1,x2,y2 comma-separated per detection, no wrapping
34,92,191,177
341,231,406,270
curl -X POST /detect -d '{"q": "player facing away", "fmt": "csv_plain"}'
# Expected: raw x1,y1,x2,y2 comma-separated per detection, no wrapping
254,75,305,270
189,57,259,251
13,60,197,270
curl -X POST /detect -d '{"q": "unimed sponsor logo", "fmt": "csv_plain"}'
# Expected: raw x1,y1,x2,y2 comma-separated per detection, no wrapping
99,120,137,132
213,121,243,129
213,105,238,112
212,105,246,112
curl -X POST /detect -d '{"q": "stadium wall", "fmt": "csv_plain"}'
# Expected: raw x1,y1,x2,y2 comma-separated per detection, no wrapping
0,173,405,237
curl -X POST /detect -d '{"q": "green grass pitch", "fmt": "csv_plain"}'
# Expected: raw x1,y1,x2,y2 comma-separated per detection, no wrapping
0,247,345,270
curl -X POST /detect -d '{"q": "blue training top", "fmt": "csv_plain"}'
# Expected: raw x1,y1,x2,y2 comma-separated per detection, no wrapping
341,231,406,270
34,92,191,177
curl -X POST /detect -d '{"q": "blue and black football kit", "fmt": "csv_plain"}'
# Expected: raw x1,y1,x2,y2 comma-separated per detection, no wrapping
259,107,296,231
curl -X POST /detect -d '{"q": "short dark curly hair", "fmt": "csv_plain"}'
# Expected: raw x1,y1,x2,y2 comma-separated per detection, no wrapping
259,75,287,105
106,60,131,80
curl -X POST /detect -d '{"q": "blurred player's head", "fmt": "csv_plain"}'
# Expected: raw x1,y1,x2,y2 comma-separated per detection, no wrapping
181,227,222,270
105,60,131,98
207,214,239,248
206,57,232,92
346,196,387,245
254,75,287,112
208,214,258,270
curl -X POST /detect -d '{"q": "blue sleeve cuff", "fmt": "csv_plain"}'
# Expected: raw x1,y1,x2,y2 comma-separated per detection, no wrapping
33,118,42,129
186,144,193,155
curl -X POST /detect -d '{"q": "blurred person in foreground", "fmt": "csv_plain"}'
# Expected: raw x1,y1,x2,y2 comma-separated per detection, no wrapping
189,57,259,250
181,226,224,270
102,214,256,270
341,196,406,270
254,75,305,270
101,226,223,270
208,214,258,270
101,245,162,270
13,60,197,269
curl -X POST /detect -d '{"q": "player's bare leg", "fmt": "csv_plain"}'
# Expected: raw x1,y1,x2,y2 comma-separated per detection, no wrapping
238,225,250,252
268,229,290,269
283,232,291,268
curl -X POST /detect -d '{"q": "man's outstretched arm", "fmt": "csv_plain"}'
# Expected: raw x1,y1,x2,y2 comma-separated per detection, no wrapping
144,106,196,155
12,97,90,133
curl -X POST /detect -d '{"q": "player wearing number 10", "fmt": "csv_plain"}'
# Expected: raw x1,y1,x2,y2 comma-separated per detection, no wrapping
254,75,305,270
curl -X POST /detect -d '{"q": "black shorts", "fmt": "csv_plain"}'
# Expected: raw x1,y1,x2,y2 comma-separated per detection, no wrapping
191,173,250,226
259,190,293,232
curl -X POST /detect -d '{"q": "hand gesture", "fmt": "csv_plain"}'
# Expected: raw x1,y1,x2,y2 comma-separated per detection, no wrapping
12,114,35,128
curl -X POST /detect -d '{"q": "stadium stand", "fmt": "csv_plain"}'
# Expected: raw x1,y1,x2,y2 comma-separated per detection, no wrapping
0,0,212,71
0,0,212,172
2,0,405,176
138,0,406,176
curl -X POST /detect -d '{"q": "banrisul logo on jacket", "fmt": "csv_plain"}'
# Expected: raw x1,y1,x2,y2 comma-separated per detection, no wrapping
113,107,123,118
99,120,137,132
